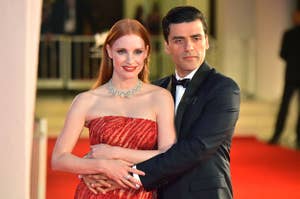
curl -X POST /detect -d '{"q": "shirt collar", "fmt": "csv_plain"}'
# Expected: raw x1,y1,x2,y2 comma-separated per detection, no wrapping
175,67,199,80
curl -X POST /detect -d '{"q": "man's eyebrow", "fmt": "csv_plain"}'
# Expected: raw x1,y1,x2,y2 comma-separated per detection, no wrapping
171,34,203,40
171,36,185,40
191,34,202,37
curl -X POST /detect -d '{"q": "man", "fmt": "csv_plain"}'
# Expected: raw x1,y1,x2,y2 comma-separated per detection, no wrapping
133,6,240,199
269,10,300,148
85,6,240,199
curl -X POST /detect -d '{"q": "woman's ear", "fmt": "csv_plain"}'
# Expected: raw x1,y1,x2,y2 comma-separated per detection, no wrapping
106,44,112,58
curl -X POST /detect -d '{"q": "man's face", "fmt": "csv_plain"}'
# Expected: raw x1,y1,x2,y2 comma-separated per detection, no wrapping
165,19,209,77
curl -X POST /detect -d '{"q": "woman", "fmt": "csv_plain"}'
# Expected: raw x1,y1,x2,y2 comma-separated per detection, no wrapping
51,19,176,199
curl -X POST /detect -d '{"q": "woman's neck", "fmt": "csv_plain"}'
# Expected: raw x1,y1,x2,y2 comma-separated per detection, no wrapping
110,77,140,90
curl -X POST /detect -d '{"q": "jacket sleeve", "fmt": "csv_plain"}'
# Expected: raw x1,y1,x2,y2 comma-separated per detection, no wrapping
136,79,240,190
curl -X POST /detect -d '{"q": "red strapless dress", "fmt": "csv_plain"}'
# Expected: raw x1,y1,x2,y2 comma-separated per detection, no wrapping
75,116,158,199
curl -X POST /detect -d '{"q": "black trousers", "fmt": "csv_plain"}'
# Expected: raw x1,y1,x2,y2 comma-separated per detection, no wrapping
273,82,300,142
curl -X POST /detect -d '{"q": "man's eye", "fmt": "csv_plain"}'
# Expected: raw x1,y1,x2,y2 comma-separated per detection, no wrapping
193,36,201,41
174,39,183,44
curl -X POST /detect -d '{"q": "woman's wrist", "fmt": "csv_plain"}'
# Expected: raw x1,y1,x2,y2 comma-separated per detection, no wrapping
111,146,121,159
95,158,105,173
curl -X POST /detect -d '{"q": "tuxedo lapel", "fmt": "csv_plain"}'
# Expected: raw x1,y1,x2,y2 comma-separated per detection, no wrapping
175,63,212,135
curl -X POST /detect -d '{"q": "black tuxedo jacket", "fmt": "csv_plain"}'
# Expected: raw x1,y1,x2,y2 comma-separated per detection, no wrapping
137,62,240,199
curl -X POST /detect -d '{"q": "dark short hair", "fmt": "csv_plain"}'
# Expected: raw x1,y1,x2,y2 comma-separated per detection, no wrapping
162,6,208,42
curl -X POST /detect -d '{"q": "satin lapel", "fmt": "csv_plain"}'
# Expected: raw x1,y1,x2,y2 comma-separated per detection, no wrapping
168,77,176,101
175,63,212,134
166,76,173,94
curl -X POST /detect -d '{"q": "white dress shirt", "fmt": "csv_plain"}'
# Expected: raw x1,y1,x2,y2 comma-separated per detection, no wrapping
174,67,198,113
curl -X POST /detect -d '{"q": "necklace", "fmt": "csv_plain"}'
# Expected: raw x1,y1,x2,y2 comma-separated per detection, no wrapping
107,79,142,98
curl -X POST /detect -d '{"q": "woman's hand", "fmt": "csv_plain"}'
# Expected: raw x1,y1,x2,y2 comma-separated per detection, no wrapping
98,159,145,190
82,174,123,194
82,174,112,194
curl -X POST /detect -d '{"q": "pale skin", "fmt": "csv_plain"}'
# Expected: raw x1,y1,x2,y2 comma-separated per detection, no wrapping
84,19,210,194
52,34,176,193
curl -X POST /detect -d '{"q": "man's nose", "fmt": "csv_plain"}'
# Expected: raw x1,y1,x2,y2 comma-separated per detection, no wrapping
185,40,194,51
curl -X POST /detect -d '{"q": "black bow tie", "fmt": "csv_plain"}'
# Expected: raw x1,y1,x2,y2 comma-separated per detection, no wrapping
172,76,191,88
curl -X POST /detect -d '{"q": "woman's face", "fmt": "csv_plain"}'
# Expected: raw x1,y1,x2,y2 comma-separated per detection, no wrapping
106,34,148,80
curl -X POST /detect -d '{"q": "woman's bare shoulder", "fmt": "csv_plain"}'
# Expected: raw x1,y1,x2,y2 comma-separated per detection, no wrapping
144,83,173,102
70,88,105,107
73,90,94,102
76,85,108,99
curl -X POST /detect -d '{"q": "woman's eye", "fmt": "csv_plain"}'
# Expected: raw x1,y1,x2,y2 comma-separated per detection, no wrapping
117,49,126,54
134,49,143,54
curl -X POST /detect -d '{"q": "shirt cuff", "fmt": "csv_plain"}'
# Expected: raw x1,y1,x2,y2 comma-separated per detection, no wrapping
132,165,141,183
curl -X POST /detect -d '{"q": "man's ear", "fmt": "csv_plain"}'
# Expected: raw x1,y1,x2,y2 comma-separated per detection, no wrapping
106,44,112,58
164,41,170,55
205,35,209,50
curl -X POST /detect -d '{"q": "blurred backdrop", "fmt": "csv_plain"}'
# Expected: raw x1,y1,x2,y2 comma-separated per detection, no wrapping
36,0,300,142
1,0,300,198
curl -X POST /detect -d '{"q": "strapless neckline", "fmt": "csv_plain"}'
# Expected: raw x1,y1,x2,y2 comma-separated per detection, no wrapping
85,115,156,127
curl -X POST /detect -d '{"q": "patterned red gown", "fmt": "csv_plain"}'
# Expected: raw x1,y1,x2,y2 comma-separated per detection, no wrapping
75,116,158,199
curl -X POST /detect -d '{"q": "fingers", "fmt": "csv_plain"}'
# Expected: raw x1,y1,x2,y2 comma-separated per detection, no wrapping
87,176,112,189
95,186,110,194
106,179,122,189
85,182,98,194
85,178,113,194
101,186,118,193
96,181,121,193
115,179,130,189
128,167,145,176
91,182,110,194
127,174,142,187
89,174,108,180
121,174,142,189
88,182,110,195
83,174,112,194
128,176,142,187
96,180,112,188
112,174,136,189
119,160,134,166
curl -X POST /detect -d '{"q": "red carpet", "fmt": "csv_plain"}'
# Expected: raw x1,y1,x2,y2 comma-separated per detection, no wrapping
231,137,300,199
46,137,300,199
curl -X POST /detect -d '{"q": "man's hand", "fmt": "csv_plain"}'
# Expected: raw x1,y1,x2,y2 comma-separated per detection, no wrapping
90,144,117,159
101,159,144,189
82,146,144,192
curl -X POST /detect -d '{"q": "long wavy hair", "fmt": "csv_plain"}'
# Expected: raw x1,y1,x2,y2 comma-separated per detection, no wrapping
92,19,151,89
